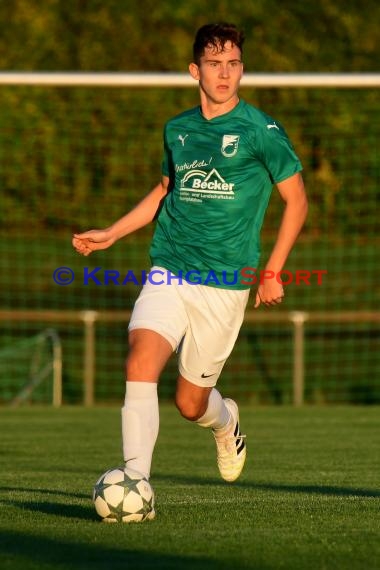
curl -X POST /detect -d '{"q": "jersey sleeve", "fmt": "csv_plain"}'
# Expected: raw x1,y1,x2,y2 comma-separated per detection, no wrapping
256,123,303,184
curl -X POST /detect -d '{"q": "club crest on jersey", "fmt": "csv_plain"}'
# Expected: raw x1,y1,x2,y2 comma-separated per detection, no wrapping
221,134,240,157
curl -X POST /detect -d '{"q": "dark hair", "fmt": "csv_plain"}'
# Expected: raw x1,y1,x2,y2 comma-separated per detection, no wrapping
193,23,245,65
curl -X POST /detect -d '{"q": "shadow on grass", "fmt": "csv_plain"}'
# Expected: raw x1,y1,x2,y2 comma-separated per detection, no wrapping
152,474,380,498
2,473,380,503
0,486,89,499
2,475,380,504
0,486,95,520
0,528,254,570
4,498,95,520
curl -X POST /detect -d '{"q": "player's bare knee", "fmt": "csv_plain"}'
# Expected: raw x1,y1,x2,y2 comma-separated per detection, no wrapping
175,393,204,422
125,350,151,380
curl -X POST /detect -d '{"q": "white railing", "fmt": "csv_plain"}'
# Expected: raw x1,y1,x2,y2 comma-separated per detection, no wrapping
0,72,379,88
1,309,379,407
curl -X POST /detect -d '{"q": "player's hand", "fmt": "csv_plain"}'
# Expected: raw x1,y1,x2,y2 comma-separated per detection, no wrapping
72,229,116,256
254,280,284,308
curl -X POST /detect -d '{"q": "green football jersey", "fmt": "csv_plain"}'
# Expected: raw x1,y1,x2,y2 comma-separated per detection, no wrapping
149,99,302,289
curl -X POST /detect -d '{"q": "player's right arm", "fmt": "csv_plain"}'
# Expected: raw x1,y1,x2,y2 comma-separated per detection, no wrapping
72,176,170,256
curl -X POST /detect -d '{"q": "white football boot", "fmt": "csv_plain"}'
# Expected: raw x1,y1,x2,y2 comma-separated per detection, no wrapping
212,398,246,482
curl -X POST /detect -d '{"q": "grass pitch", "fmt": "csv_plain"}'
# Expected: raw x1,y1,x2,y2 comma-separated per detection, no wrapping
0,405,379,570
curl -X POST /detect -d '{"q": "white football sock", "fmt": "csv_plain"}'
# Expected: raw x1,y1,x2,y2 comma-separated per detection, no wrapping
196,388,231,430
121,381,159,480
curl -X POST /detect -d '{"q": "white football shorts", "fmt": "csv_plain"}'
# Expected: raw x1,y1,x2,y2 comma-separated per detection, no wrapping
128,266,250,387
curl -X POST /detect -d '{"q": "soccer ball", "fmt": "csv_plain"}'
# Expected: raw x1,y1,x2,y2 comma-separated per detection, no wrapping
93,466,155,523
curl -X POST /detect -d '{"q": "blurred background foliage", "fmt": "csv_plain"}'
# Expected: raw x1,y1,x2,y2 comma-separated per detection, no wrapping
0,0,379,72
0,0,379,236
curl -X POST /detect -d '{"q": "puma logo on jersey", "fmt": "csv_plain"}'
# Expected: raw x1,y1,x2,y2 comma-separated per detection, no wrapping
178,134,189,146
267,122,279,130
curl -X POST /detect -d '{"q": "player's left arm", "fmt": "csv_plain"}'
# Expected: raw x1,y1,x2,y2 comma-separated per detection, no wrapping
255,172,308,308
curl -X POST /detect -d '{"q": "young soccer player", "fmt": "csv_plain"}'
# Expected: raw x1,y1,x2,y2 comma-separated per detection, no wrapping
73,23,308,487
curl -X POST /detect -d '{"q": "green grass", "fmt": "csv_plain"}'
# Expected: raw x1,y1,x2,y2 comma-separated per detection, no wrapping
0,405,379,570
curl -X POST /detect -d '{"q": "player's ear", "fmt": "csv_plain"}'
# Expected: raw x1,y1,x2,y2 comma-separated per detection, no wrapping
189,62,200,80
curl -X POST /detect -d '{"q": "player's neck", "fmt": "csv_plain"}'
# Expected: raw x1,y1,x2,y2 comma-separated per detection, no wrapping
200,95,240,120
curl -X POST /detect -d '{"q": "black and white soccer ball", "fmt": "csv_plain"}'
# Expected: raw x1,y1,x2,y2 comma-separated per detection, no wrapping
93,466,155,523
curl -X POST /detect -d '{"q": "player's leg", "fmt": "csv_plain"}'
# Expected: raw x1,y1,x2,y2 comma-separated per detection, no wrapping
176,283,249,482
122,271,188,480
122,329,173,480
175,375,246,482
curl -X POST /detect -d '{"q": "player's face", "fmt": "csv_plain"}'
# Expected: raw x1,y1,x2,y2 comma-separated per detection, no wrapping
189,41,243,108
